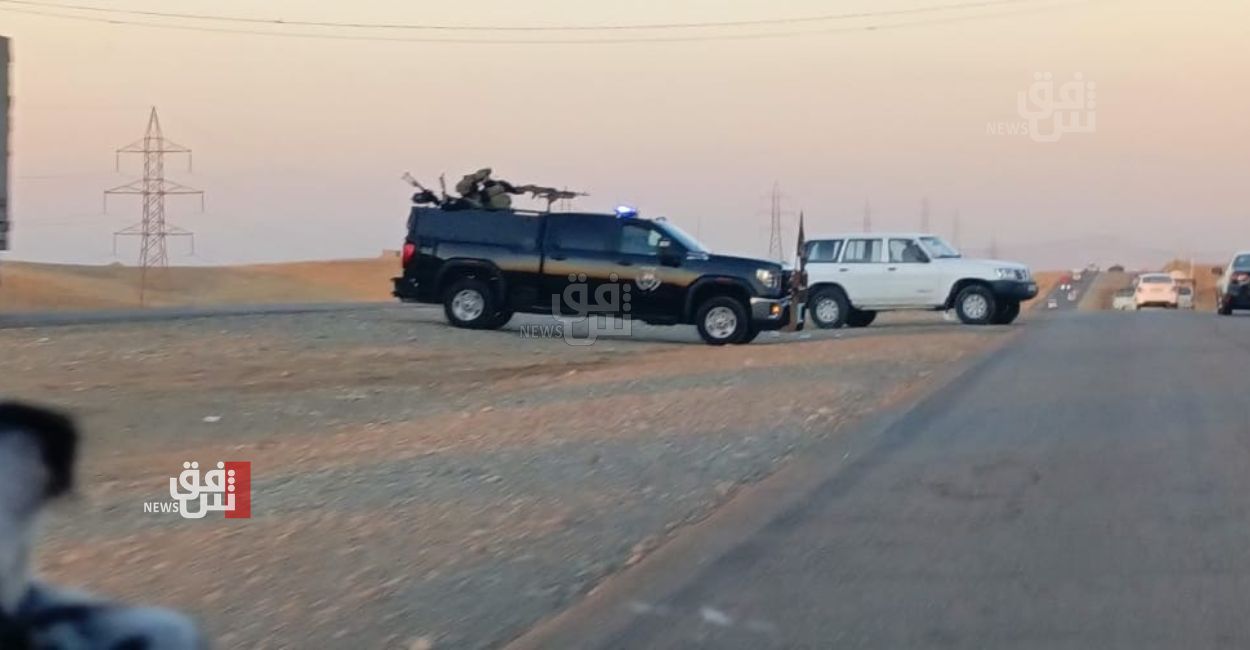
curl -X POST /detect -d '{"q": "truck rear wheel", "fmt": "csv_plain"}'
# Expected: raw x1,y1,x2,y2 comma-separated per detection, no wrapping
443,278,501,330
954,285,996,325
696,296,749,345
808,287,849,329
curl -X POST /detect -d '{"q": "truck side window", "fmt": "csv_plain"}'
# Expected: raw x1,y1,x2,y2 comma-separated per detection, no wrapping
888,239,928,263
806,240,843,263
842,239,881,263
545,215,618,253
619,223,661,256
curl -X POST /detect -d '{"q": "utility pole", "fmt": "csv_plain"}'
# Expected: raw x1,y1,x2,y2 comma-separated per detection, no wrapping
105,107,203,306
767,181,785,263
863,199,873,232
920,196,931,232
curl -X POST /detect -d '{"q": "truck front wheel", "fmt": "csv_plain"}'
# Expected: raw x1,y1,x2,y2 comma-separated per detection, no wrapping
954,285,996,325
991,301,1020,325
696,296,750,345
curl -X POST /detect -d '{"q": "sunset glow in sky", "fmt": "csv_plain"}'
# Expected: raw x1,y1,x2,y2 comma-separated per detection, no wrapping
2,0,1248,268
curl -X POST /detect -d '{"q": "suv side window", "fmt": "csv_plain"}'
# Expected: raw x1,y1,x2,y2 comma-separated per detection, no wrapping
842,238,882,263
806,239,843,263
888,238,928,263
545,215,619,253
619,222,662,256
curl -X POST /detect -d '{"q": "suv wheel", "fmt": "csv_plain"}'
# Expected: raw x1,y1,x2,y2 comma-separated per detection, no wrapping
991,301,1020,325
808,287,849,329
444,278,498,329
732,327,761,345
954,285,996,325
846,310,876,328
696,296,749,345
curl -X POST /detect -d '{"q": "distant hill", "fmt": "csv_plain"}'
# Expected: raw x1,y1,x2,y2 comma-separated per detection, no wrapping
0,257,397,312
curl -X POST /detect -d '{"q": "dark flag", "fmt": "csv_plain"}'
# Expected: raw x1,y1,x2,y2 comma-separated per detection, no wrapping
788,211,808,331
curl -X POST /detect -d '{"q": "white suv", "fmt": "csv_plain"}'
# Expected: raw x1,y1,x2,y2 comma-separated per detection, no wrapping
803,233,1037,327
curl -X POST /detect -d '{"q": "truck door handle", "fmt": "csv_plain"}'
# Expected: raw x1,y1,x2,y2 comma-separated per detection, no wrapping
550,254,568,261
887,266,898,271
838,267,849,272
617,260,634,266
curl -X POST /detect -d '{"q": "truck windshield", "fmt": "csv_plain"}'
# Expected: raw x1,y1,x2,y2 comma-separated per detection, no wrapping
1234,254,1250,270
656,221,709,254
919,236,961,259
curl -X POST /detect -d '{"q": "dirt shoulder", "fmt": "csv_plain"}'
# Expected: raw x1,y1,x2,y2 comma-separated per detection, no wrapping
4,308,1012,649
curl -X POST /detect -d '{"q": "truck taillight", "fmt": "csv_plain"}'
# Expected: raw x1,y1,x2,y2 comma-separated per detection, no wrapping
402,242,416,267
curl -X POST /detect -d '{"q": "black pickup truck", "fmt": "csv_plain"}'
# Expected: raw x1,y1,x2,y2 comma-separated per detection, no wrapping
392,207,792,344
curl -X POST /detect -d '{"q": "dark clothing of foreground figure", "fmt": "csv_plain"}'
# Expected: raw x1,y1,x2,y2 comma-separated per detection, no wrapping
0,402,204,649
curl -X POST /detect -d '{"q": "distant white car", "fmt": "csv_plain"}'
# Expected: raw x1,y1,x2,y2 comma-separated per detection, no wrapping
1135,273,1179,309
802,233,1037,327
1177,285,1194,309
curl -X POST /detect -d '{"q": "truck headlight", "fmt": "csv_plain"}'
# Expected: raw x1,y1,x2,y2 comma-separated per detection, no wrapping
994,267,1024,280
756,268,779,288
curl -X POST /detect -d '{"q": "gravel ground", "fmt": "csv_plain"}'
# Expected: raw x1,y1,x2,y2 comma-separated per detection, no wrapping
1,305,1010,649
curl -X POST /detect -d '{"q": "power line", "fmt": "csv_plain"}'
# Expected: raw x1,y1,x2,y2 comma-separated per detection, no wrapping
0,1,1096,45
0,0,1057,32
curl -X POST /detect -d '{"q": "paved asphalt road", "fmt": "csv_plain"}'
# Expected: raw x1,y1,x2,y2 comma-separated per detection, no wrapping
1036,271,1099,312
553,310,1250,649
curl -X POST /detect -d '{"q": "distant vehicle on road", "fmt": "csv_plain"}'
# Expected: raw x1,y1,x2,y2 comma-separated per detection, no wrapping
1067,290,1079,302
803,233,1037,327
1135,273,1179,310
1047,298,1059,309
1112,288,1136,310
393,206,792,344
1214,251,1250,315
1108,264,1125,273
1177,285,1194,310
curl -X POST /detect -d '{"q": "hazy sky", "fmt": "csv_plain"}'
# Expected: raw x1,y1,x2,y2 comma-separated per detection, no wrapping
2,0,1248,269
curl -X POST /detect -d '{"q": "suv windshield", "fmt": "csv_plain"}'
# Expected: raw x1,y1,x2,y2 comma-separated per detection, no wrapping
656,220,709,254
1141,275,1173,284
1234,254,1250,270
919,236,961,259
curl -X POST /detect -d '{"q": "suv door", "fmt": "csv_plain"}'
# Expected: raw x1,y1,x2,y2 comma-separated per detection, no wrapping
883,238,938,305
837,237,888,307
542,214,625,317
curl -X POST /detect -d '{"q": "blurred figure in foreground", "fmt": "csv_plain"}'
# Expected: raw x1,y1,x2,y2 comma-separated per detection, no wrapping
0,402,204,649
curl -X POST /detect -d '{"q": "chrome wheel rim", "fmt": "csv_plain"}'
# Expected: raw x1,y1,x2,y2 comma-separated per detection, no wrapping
451,289,485,321
705,306,738,339
963,294,990,320
816,298,840,324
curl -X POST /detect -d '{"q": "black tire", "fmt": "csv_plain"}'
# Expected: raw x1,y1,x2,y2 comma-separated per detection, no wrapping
808,287,850,329
483,309,514,330
846,310,877,328
443,278,497,329
991,301,1021,325
954,285,997,325
695,296,750,345
732,327,761,345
